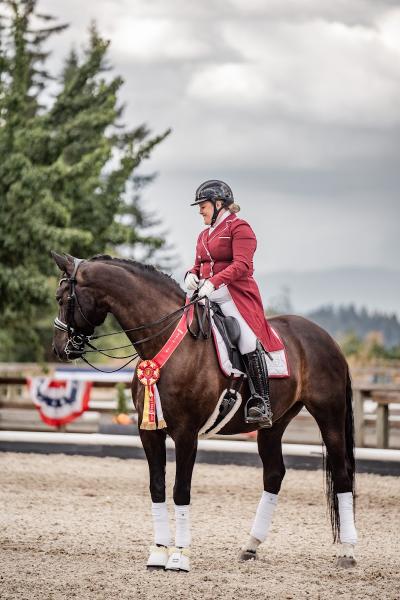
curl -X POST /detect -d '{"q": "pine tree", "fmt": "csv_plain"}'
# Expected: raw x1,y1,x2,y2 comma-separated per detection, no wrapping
45,24,170,258
0,1,171,360
0,1,81,319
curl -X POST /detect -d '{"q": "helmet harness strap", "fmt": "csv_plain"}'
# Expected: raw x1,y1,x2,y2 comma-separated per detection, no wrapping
211,200,224,227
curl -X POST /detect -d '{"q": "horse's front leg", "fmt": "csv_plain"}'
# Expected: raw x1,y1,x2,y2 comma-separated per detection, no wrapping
165,430,198,572
140,429,171,570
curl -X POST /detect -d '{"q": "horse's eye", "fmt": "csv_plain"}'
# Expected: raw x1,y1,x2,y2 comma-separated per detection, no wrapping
57,298,63,306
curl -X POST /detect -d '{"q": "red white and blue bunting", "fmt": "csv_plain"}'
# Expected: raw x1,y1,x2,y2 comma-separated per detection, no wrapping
28,378,92,427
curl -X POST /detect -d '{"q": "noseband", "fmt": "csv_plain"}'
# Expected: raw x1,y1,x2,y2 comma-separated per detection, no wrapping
54,258,93,357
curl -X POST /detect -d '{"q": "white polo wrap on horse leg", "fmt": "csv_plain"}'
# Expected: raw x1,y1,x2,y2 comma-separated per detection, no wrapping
174,504,191,547
337,492,357,545
250,491,278,543
151,501,171,547
165,505,191,571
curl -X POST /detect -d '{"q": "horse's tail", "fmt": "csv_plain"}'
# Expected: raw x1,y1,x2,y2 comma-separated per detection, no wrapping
324,368,356,543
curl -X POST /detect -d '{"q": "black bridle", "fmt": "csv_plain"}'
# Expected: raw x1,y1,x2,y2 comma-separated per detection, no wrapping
53,258,207,372
54,258,91,358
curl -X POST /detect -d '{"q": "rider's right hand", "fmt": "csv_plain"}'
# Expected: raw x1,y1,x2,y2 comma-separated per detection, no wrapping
185,272,199,291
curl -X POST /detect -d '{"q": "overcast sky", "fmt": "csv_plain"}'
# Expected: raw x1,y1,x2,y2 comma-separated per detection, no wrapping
38,0,400,309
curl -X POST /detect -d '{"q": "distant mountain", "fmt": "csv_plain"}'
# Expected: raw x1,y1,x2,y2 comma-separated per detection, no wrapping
306,305,400,348
257,267,400,319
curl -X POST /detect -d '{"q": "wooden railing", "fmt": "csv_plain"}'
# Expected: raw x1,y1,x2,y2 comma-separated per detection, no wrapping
353,384,400,449
1,375,399,448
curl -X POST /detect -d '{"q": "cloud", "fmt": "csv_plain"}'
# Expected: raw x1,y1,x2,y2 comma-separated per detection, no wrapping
228,0,396,26
107,17,211,62
34,0,400,289
377,8,400,54
188,16,400,127
187,63,269,105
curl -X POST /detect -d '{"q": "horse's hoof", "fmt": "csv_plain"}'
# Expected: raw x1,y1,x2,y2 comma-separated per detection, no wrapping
239,549,258,561
165,547,190,572
336,556,357,568
336,543,356,568
146,545,168,570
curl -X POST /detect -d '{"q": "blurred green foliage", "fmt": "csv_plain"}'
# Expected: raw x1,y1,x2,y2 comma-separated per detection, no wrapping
0,1,171,361
339,331,400,361
116,382,129,415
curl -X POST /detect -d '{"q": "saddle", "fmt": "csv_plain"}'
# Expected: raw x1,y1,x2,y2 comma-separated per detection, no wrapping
186,301,244,429
209,302,244,373
188,298,289,378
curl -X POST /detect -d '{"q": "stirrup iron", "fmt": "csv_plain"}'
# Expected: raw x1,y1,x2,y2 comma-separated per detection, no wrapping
244,396,273,427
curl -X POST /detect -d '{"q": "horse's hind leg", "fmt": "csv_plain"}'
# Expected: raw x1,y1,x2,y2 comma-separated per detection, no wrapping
240,403,303,561
140,429,171,570
307,379,358,567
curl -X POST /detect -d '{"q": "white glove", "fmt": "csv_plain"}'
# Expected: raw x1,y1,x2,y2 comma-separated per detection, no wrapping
198,280,215,299
185,272,199,291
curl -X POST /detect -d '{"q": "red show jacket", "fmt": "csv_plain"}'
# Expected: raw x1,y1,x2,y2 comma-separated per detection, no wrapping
188,214,283,352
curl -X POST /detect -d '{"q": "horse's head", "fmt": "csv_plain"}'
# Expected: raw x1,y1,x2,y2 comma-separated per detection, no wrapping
51,252,108,361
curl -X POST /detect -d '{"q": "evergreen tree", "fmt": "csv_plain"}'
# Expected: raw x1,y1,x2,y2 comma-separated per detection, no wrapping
0,1,171,360
0,0,81,349
45,24,170,258
308,304,400,349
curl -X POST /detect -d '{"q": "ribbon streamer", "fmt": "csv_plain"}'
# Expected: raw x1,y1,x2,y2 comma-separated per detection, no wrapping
137,360,160,430
136,302,194,430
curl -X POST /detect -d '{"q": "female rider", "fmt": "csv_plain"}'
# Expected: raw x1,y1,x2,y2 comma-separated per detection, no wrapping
185,180,284,428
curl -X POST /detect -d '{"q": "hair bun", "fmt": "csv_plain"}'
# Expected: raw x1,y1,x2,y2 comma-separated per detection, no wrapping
229,203,240,213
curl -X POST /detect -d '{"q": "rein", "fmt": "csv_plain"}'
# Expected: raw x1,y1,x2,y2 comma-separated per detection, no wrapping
187,295,212,340
54,258,205,373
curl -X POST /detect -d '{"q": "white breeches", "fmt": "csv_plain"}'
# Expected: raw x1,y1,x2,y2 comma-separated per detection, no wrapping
200,283,258,354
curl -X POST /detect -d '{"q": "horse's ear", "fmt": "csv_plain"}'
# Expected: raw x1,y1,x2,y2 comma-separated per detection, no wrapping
50,251,74,274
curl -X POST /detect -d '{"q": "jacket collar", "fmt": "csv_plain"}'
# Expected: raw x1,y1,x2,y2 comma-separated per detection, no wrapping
202,213,237,244
209,209,230,234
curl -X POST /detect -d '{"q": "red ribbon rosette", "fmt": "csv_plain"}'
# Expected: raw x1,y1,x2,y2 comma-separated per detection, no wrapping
137,360,160,386
137,360,160,430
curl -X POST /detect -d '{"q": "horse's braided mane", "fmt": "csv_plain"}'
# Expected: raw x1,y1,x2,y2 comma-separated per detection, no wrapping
89,254,184,296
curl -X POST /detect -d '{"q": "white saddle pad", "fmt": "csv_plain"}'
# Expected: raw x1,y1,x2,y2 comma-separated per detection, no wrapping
211,323,289,378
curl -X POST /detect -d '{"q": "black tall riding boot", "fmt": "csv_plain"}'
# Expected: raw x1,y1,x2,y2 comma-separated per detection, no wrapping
243,342,273,428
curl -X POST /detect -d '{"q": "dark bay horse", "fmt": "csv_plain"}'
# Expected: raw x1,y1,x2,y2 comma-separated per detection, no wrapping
51,252,357,571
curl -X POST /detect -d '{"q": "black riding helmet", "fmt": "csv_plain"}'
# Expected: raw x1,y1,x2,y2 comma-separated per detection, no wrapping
190,180,234,226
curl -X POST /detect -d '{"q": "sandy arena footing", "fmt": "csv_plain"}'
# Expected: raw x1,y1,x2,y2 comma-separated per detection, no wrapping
1,452,399,600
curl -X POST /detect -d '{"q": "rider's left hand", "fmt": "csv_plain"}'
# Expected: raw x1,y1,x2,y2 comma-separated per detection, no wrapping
198,280,215,299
